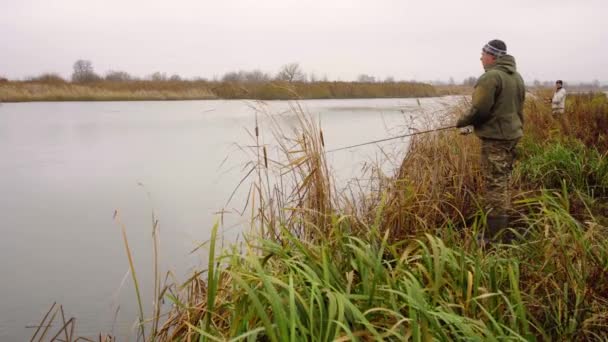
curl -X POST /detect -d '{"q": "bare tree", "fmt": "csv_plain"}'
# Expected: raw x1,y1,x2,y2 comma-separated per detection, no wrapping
244,70,270,83
357,74,376,83
169,74,182,81
72,59,100,83
105,70,132,82
276,63,305,82
222,71,244,83
28,73,66,83
221,70,271,83
383,76,395,83
149,72,168,81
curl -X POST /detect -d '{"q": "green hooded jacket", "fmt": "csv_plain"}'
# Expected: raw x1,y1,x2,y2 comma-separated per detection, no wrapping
456,55,525,140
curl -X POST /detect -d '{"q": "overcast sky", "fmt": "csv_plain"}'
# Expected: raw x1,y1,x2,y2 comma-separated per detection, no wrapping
1,0,607,83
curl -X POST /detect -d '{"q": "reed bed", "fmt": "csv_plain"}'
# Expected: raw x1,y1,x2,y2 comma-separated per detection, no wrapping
434,85,474,96
0,82,216,102
1,80,437,102
211,81,438,100
34,92,608,341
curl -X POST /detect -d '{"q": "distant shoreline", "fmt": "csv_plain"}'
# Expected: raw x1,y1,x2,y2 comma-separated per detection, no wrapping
0,80,441,103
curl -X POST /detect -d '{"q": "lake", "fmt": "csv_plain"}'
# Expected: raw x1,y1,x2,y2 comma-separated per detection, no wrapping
0,97,458,340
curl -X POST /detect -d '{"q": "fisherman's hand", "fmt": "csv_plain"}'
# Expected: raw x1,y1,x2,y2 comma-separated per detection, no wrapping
459,126,473,135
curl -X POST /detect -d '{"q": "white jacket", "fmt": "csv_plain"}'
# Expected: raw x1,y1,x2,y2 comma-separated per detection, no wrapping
552,88,567,110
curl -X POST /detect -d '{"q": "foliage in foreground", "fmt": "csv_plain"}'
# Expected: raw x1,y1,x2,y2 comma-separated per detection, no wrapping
155,190,608,341
35,93,608,341
147,93,608,341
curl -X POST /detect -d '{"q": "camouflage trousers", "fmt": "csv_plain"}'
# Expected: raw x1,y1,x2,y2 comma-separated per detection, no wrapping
480,138,520,217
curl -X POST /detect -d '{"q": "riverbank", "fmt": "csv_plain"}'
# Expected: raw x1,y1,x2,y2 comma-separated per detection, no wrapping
36,92,608,340
0,80,438,102
152,92,608,341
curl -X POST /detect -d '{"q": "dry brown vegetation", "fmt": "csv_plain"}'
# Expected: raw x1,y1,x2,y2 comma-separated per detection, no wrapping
434,84,474,96
0,81,216,102
0,80,438,102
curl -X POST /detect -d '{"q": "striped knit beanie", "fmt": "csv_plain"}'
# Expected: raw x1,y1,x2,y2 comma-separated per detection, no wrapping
482,39,507,57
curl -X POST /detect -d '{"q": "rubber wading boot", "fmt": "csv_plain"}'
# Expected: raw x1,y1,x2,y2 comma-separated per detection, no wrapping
486,215,509,243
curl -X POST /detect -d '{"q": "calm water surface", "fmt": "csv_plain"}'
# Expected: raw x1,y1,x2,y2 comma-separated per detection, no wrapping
0,97,456,340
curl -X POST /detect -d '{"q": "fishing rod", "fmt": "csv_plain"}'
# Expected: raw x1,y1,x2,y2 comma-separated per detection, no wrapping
325,125,457,153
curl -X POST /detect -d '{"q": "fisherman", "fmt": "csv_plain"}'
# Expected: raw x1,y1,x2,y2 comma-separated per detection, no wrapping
551,80,567,115
456,39,525,243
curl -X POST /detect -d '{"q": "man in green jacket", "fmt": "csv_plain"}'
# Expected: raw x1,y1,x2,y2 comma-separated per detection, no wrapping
456,39,525,243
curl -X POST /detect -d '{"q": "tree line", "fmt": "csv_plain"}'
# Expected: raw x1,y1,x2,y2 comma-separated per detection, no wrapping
4,60,605,90
11,59,438,85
